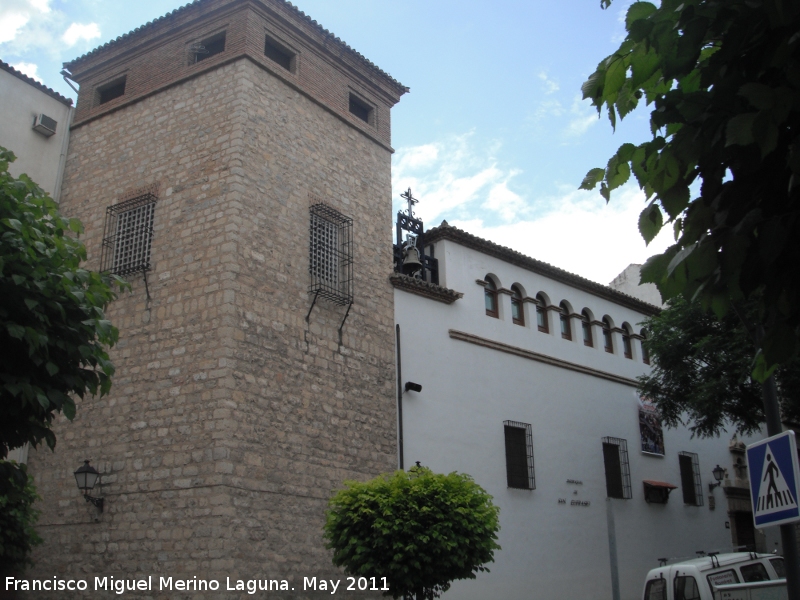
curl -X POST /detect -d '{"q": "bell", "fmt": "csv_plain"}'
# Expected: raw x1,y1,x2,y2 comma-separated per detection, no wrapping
402,244,423,275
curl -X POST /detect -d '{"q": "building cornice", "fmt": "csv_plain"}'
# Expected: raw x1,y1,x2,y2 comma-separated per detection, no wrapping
449,329,639,388
427,222,660,316
62,0,408,96
390,273,463,304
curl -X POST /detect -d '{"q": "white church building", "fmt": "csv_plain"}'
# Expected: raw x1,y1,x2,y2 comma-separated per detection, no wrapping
391,215,770,600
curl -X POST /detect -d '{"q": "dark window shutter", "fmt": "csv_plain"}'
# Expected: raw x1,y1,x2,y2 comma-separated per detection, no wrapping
603,442,624,498
505,425,530,489
679,454,697,505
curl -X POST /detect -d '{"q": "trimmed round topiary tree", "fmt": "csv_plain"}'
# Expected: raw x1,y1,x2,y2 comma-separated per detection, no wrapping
323,465,500,600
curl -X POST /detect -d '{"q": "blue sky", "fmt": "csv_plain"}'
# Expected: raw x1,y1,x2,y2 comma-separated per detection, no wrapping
0,0,674,284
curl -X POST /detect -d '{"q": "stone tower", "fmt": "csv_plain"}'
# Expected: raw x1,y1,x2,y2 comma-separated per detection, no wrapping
25,0,406,594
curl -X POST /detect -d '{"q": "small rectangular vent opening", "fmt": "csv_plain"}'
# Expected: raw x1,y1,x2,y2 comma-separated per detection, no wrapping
264,34,295,72
348,93,373,125
98,78,126,105
193,32,226,63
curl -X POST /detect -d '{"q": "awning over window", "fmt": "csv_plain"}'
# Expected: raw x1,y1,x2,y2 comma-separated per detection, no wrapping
642,480,678,504
643,480,678,489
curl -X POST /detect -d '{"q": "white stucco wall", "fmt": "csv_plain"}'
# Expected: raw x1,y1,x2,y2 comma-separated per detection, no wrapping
396,239,760,600
609,263,664,308
0,67,73,199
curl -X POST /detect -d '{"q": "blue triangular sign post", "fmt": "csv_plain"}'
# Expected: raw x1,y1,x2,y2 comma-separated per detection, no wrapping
747,431,800,528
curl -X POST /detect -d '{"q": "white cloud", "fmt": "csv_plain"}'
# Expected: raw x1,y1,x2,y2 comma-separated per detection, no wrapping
482,178,527,223
62,22,101,46
28,0,51,12
393,133,515,225
538,71,560,94
0,0,85,62
451,184,674,285
0,12,29,43
0,0,51,43
393,134,674,285
564,94,599,137
11,61,41,82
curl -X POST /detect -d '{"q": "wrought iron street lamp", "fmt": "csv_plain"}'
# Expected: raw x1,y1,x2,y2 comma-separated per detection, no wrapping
708,464,725,491
73,460,104,512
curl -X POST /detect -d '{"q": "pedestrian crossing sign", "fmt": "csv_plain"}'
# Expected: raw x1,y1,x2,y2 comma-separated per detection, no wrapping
746,431,800,528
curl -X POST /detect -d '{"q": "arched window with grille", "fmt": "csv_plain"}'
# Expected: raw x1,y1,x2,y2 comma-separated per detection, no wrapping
485,276,499,318
602,317,614,353
559,301,572,340
581,309,593,347
511,284,525,326
622,323,633,359
641,329,651,364
535,293,549,333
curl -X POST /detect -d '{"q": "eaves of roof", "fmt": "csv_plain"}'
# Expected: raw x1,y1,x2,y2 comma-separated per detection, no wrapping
62,0,408,95
424,222,661,316
0,60,73,107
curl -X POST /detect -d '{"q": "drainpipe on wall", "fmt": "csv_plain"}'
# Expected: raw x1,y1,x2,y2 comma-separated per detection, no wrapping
396,324,404,470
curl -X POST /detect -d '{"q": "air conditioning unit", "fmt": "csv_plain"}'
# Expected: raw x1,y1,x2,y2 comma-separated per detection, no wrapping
32,113,57,137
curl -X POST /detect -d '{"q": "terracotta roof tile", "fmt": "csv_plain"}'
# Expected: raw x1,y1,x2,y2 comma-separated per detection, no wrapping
62,0,408,93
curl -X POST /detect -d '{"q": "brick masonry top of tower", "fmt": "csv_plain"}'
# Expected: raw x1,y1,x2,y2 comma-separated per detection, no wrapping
64,0,408,149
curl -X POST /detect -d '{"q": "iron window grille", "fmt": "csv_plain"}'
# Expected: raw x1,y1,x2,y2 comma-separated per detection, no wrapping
309,203,353,306
511,286,524,326
192,32,226,64
264,34,296,72
603,319,614,353
536,295,549,333
484,278,499,318
679,451,704,506
560,303,572,340
504,421,535,490
602,437,632,499
582,313,593,347
349,93,373,124
97,77,126,105
101,191,157,276
623,330,633,359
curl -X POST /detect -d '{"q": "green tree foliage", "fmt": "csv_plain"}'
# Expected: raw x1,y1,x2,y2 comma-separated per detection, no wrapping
0,146,123,459
323,466,500,600
0,462,42,575
638,296,800,437
580,0,800,377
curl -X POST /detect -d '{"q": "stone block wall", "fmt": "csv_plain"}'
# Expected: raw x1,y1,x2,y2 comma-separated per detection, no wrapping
24,7,401,593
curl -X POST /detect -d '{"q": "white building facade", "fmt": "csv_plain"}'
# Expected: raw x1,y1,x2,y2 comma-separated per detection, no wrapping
393,222,766,600
0,60,73,200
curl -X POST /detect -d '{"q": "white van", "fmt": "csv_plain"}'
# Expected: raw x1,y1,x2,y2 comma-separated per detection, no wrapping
642,552,786,600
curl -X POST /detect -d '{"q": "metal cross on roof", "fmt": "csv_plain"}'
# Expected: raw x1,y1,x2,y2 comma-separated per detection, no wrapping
400,187,418,219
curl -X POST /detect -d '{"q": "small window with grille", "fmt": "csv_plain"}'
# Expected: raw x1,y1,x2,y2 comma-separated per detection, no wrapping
97,76,126,105
504,421,535,490
192,31,226,64
679,451,704,506
264,33,296,72
349,92,374,125
309,203,353,306
101,191,157,276
602,437,632,499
